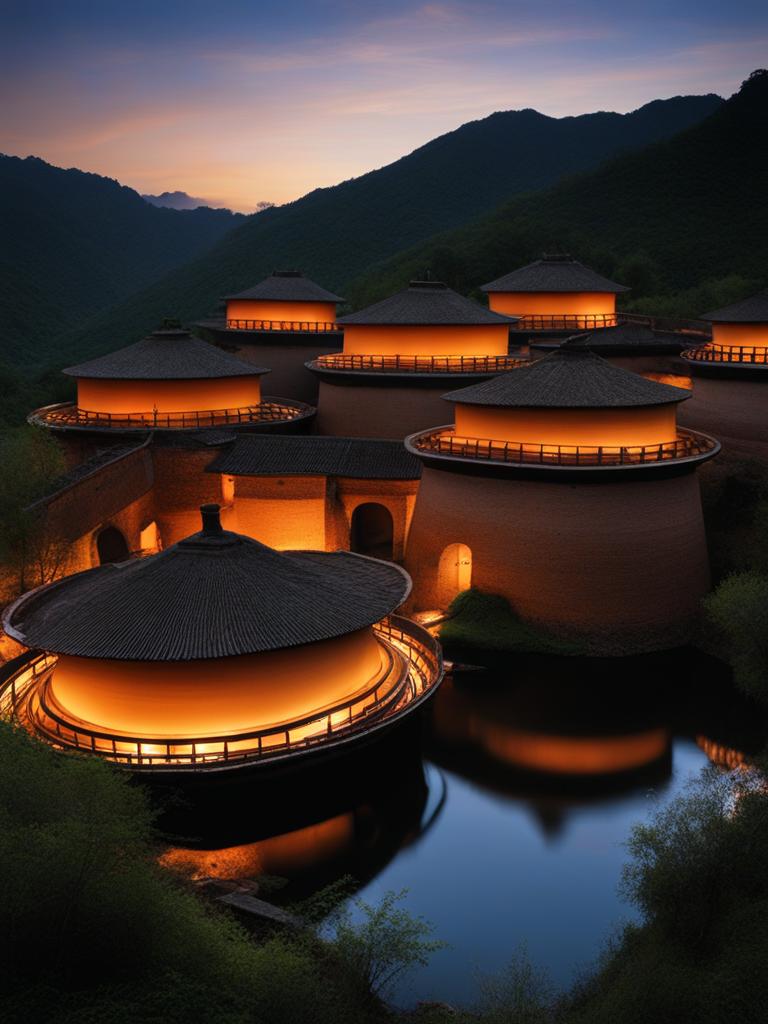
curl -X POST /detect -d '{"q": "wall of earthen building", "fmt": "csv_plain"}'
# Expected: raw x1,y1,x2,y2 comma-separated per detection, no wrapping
404,465,711,654
315,380,453,438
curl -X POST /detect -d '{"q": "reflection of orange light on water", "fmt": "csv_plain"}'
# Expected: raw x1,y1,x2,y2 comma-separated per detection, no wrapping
454,404,679,449
696,735,748,770
478,725,669,774
160,812,356,880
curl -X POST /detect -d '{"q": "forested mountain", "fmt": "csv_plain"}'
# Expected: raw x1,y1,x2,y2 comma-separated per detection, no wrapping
42,93,721,371
347,72,768,314
0,156,244,366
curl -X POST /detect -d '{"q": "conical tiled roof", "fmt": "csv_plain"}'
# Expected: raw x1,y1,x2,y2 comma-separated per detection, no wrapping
225,270,344,303
337,281,516,325
443,347,690,408
701,289,768,322
481,255,629,294
564,325,681,349
63,330,268,380
4,506,410,661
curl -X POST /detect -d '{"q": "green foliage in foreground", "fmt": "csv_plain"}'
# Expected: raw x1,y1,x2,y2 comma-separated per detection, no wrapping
703,572,768,705
4,718,768,1023
440,588,580,655
0,723,436,1024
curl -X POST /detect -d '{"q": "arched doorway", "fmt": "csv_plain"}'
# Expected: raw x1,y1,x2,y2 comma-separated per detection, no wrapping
350,503,394,561
437,543,472,608
96,526,130,565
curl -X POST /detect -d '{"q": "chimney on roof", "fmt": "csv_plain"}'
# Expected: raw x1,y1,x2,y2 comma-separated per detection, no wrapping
200,503,223,535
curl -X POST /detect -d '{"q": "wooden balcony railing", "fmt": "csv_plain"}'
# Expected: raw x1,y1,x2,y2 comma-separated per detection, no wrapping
29,400,311,432
312,353,526,374
682,344,768,365
409,426,719,468
227,318,339,333
0,617,442,772
510,313,618,331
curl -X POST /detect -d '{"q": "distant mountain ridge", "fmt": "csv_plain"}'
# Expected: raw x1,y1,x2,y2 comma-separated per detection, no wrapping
36,92,722,370
345,71,768,313
142,190,217,211
0,156,245,366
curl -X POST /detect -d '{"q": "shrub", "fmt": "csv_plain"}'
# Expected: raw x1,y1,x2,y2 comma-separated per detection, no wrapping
439,588,580,655
703,572,768,702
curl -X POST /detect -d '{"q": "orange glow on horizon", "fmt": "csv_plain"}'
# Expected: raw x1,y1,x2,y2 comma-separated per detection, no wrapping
453,404,679,448
47,627,388,738
76,376,262,415
342,324,510,357
160,812,356,880
227,300,338,325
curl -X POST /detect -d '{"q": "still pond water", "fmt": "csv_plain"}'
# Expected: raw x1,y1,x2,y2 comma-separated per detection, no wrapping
165,649,763,1008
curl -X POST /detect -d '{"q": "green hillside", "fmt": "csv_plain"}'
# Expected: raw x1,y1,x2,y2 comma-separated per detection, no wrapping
43,93,721,372
347,71,768,314
0,156,244,366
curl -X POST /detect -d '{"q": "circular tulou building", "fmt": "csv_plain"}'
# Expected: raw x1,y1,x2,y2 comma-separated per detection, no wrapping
29,328,313,457
1,504,442,772
196,270,345,403
307,280,523,438
679,289,768,452
481,254,629,338
403,346,720,653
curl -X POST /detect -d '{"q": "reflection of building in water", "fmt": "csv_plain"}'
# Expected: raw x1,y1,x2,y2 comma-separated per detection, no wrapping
405,346,719,652
158,751,441,895
680,290,768,454
196,271,345,404
307,281,522,439
430,674,672,788
481,255,628,336
695,736,749,770
2,504,442,773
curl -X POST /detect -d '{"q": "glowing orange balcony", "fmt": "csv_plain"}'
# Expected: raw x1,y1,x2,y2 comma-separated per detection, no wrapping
509,313,619,332
226,318,339,333
682,344,768,366
312,353,526,374
406,425,719,470
28,399,313,433
0,617,441,772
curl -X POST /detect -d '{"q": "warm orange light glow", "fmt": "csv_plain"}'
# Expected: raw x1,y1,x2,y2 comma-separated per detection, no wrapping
139,522,158,551
160,812,355,880
487,292,616,322
227,300,338,325
342,324,510,357
695,735,748,770
76,376,262,415
47,628,387,737
437,543,472,607
453,404,679,448
711,323,768,348
232,497,327,550
479,725,669,774
642,373,693,390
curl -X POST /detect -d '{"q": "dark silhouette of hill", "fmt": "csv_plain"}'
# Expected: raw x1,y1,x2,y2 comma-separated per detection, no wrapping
0,156,245,366
44,93,721,370
142,190,216,211
347,72,768,313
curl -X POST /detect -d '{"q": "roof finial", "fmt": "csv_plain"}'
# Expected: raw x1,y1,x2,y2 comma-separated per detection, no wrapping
200,503,223,535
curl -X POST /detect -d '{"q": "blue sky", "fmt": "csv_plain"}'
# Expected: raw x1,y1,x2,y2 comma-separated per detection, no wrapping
1,1,765,209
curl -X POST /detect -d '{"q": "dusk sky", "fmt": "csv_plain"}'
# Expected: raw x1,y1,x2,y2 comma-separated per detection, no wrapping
2,0,766,211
